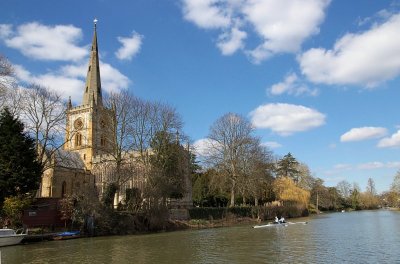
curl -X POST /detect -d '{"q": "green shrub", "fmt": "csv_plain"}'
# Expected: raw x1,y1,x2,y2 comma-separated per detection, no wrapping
227,206,252,217
189,207,226,220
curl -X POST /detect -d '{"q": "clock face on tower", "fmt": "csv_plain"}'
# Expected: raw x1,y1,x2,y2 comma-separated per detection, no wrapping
74,118,84,130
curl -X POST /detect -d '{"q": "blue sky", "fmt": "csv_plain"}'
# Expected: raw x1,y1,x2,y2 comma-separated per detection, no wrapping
1,0,400,193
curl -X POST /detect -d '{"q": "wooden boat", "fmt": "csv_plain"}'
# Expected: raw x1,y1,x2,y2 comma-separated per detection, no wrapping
0,229,26,247
53,231,80,240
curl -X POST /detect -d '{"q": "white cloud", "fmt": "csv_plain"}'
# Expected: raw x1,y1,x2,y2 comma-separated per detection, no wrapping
0,24,12,38
60,63,87,79
357,162,384,170
328,161,400,174
115,32,143,61
358,161,400,170
378,130,400,148
299,13,400,87
14,62,129,102
324,163,352,176
181,0,330,62
0,22,87,61
182,0,231,29
14,64,85,102
261,141,282,149
387,161,400,168
334,164,352,170
340,127,387,142
100,62,130,94
249,103,326,136
61,61,130,95
192,138,220,157
217,26,247,55
268,73,318,96
243,0,330,62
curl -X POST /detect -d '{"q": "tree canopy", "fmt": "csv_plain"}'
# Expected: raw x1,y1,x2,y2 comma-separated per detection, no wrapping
276,152,300,181
0,108,43,206
148,131,187,200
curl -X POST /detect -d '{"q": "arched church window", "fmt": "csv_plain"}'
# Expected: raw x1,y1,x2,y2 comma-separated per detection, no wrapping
61,181,67,198
88,66,91,72
75,133,82,147
101,135,106,147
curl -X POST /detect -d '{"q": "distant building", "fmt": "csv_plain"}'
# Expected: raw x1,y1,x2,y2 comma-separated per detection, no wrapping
37,22,192,211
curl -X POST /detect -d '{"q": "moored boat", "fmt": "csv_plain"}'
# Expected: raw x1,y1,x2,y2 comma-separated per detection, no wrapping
0,229,26,247
53,231,80,240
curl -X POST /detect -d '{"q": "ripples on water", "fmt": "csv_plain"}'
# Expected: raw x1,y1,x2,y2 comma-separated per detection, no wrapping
2,210,399,263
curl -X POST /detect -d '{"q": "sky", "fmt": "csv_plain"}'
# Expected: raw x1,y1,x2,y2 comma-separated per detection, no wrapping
1,0,400,193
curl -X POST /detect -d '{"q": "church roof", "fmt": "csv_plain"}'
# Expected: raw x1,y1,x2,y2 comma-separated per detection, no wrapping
54,149,86,170
82,20,102,106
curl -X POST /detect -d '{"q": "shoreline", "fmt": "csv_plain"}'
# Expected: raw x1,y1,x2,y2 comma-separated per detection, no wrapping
19,209,320,245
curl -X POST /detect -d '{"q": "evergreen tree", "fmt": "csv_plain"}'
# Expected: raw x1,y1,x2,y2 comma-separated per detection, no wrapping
148,131,186,200
0,108,42,206
276,152,300,182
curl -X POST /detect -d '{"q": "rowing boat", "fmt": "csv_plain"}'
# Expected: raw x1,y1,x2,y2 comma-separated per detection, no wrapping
253,222,288,228
253,221,307,228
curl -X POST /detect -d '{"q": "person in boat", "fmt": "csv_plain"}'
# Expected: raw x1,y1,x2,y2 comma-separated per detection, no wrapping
279,216,285,223
274,216,279,223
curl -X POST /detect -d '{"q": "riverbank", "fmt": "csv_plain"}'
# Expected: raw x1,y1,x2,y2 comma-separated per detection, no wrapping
19,216,260,245
174,216,259,230
19,205,309,244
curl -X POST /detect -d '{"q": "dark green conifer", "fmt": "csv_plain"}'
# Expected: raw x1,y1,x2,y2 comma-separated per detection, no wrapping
0,108,42,206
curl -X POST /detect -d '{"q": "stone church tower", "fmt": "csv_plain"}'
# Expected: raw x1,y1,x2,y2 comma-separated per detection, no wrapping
64,22,114,170
39,22,192,213
38,22,113,198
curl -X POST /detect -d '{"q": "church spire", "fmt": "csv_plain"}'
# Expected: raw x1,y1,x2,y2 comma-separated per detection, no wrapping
82,19,102,106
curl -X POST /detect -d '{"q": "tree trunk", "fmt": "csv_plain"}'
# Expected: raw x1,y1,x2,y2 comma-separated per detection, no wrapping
230,179,235,207
114,191,119,209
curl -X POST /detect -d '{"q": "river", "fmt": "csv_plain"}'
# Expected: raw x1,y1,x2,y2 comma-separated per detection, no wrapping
1,210,399,263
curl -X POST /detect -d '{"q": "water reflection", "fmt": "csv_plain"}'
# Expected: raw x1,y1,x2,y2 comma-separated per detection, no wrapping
1,210,399,263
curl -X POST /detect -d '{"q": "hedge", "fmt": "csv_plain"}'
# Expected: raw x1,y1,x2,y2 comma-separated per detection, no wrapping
189,205,308,220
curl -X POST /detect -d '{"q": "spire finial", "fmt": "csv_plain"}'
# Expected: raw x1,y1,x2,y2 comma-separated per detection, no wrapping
68,96,72,109
93,18,98,28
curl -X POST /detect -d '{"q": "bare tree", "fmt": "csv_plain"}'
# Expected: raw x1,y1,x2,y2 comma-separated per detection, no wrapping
237,138,274,205
0,54,23,115
296,163,315,191
0,54,14,96
391,170,400,193
21,84,66,171
206,113,254,207
366,177,376,195
100,90,137,205
129,98,183,165
152,101,183,136
95,90,186,207
336,180,351,199
129,97,153,162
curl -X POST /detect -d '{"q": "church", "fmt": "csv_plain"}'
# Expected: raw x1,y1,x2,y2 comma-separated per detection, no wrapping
38,22,192,210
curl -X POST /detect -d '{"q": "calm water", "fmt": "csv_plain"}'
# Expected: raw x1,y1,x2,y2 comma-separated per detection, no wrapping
1,210,399,263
